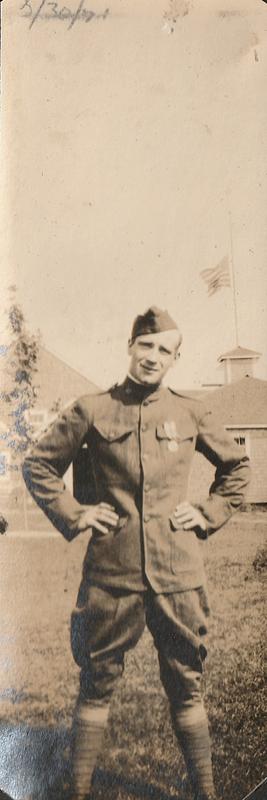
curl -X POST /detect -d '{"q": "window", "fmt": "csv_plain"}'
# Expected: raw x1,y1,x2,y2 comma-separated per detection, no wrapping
230,433,250,457
234,436,246,446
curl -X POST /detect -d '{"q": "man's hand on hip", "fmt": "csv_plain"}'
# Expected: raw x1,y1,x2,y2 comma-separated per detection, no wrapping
171,501,207,531
77,503,119,535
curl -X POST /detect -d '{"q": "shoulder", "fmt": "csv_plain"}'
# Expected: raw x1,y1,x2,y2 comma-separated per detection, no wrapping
167,387,209,424
64,388,114,424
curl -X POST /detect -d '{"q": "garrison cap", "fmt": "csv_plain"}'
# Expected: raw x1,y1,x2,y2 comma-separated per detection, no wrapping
131,305,180,342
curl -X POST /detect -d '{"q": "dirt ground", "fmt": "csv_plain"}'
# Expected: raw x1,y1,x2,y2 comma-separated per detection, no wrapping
0,514,265,800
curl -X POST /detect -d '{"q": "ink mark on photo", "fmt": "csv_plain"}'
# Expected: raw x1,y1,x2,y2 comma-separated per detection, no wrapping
162,0,192,34
20,1,109,30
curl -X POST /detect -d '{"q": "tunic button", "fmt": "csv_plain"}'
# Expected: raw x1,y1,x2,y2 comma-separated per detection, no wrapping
144,514,150,523
141,424,147,432
143,400,149,406
144,484,150,492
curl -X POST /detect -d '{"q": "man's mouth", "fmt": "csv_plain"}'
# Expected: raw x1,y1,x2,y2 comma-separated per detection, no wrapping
142,365,158,373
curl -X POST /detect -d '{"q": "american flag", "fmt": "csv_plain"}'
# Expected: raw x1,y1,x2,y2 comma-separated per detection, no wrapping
200,256,231,296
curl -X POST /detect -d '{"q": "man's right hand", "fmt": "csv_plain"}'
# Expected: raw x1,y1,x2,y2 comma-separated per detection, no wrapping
77,503,119,535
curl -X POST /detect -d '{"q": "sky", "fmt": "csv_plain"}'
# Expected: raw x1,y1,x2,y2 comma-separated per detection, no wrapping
2,0,267,389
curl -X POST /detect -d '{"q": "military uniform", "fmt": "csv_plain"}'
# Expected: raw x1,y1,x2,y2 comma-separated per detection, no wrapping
23,377,249,592
22,306,250,800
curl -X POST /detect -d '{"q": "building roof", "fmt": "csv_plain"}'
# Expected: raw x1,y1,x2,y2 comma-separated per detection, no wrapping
204,376,267,426
34,346,99,407
218,345,261,361
0,346,99,433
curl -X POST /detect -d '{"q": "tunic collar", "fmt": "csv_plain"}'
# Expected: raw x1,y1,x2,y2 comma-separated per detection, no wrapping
121,375,166,403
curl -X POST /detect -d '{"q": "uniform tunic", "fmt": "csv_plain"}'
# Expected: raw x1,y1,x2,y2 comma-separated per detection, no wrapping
23,377,250,594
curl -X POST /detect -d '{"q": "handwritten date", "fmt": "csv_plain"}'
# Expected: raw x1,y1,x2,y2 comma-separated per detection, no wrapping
20,0,109,29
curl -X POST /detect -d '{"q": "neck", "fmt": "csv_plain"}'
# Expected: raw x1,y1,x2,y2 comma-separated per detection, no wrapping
127,372,144,385
127,373,161,391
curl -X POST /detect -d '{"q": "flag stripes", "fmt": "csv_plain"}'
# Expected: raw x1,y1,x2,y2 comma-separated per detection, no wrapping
200,256,231,296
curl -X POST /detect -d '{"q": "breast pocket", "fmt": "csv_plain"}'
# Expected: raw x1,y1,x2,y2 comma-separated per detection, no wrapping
156,423,196,485
92,420,138,487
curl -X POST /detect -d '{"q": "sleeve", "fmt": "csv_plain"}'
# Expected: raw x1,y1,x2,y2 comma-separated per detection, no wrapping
22,397,93,541
194,407,251,535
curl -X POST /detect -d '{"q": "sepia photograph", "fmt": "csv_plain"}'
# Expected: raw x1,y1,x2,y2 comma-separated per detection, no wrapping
0,2,266,800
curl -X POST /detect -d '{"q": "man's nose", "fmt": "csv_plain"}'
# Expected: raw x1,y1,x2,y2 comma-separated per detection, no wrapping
145,350,158,364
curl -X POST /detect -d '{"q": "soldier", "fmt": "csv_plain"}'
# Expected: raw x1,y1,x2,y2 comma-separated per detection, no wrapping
23,306,250,800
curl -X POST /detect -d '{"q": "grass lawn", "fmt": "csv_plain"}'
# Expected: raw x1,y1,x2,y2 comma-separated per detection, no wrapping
0,514,265,800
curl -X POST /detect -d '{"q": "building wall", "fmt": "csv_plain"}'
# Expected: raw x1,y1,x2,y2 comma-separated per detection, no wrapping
188,428,267,505
229,359,254,383
0,348,98,527
245,429,267,503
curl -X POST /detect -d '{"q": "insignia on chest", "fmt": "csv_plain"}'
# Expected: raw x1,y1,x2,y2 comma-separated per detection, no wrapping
163,420,179,451
168,439,179,452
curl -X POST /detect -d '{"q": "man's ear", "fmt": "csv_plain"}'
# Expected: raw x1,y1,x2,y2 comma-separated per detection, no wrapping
127,338,133,356
174,349,181,362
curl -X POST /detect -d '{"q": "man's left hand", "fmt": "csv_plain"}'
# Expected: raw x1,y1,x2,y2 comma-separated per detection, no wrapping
172,501,207,531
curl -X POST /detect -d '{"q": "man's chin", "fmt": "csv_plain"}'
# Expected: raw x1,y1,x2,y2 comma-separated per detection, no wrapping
140,372,160,385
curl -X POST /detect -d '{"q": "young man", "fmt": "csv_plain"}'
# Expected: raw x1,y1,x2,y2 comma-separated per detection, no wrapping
23,306,250,800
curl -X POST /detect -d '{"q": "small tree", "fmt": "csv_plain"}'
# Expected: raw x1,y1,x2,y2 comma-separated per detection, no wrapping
0,286,40,471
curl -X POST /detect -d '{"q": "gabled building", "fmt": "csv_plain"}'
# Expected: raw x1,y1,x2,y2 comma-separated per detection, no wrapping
0,346,98,507
201,375,267,504
27,345,98,437
189,348,267,504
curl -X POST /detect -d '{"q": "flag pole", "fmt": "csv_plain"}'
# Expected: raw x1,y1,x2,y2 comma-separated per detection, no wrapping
228,211,239,346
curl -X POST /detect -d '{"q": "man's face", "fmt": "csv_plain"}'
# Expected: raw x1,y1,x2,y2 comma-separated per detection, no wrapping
128,330,180,385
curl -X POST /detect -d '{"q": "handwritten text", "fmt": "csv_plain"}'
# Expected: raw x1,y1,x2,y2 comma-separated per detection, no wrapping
20,0,109,29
